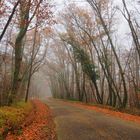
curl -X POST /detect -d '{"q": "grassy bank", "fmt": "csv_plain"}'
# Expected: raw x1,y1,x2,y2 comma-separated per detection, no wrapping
0,101,32,139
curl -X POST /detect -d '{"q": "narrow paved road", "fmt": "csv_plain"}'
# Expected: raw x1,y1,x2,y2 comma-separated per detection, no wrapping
46,99,140,140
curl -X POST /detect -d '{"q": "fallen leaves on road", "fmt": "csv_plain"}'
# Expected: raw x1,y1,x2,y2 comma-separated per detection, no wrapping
6,100,57,140
63,100,140,124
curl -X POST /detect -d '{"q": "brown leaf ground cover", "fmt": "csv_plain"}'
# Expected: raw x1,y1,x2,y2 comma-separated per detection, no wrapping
1,100,57,140
61,100,140,124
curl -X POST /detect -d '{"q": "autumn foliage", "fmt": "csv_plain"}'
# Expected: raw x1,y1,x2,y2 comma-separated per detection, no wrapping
0,100,56,140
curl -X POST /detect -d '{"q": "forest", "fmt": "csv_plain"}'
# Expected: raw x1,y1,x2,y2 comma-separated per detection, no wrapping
0,0,140,139
45,0,140,109
0,0,140,109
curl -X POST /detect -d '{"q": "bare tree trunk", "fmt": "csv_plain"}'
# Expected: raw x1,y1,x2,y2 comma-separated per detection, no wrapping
25,26,37,102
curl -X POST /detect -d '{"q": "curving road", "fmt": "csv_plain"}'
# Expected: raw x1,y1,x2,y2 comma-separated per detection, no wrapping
46,98,140,140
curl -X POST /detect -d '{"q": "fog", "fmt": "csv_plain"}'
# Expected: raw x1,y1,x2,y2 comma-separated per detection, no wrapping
30,70,52,99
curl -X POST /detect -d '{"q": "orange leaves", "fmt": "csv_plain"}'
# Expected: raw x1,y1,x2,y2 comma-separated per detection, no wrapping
44,27,53,36
64,101,140,124
0,1,5,16
6,100,56,140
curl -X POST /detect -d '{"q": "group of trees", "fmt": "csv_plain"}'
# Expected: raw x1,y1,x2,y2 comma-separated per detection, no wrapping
0,0,53,105
0,0,140,109
45,0,140,109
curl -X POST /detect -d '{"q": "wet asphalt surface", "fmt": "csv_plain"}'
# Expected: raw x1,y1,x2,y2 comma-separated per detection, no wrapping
46,99,140,140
